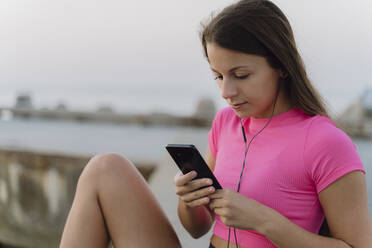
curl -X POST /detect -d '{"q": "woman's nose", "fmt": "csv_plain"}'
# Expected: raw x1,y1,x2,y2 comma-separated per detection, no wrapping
220,78,238,99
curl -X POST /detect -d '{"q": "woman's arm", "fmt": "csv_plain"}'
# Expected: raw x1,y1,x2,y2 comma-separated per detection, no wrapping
259,171,372,248
176,147,216,238
178,199,214,239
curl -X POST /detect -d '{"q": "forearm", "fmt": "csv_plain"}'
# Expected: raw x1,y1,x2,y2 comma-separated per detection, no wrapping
258,207,352,248
178,198,214,238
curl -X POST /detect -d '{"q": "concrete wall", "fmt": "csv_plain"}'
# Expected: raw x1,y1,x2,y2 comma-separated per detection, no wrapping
0,149,155,248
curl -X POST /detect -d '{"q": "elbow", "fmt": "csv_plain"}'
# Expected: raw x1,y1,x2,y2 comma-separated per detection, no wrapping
190,231,204,239
187,217,214,239
181,218,212,239
189,226,211,239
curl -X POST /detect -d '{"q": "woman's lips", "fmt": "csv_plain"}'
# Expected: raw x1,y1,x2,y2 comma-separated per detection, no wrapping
231,102,247,109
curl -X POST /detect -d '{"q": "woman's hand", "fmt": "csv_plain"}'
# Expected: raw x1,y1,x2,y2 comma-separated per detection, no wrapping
209,188,268,231
174,171,216,208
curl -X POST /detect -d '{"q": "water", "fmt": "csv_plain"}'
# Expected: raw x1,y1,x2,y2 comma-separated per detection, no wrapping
0,118,371,214
0,118,209,164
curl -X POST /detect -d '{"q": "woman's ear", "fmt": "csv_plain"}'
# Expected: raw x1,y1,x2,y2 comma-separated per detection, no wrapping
279,70,288,78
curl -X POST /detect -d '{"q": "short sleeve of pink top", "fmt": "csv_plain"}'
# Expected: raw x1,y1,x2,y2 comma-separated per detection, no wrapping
208,107,365,248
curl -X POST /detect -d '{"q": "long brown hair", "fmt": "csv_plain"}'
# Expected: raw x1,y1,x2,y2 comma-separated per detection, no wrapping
200,1,332,236
200,0,329,117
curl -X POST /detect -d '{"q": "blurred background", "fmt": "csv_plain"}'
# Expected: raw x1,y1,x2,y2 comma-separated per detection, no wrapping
0,0,371,247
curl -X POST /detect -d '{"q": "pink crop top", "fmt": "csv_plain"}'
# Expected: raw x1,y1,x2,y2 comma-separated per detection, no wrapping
208,107,365,247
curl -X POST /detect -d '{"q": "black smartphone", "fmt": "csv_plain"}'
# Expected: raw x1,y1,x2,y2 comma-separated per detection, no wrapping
165,144,222,189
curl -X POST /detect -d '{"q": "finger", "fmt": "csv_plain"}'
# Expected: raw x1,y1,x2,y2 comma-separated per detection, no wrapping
209,198,223,209
176,178,213,195
213,207,226,217
180,186,215,202
185,197,210,208
174,170,197,186
173,171,183,181
208,189,224,199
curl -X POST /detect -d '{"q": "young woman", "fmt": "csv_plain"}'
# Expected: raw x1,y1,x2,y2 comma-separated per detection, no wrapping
60,0,372,247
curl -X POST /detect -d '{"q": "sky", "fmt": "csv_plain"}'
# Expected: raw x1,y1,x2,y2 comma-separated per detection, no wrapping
1,0,371,116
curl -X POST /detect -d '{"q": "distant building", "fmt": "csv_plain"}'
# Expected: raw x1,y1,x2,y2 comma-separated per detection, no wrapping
193,97,216,121
14,94,33,109
338,88,372,138
56,102,68,111
362,89,372,116
97,105,115,114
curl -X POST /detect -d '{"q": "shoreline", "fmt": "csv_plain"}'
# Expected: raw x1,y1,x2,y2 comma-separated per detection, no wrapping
0,107,213,128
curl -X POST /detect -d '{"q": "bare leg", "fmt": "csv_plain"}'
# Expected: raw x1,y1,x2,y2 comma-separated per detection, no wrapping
60,153,181,248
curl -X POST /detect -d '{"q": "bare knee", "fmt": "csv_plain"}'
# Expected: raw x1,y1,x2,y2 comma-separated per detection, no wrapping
87,153,136,174
78,153,141,192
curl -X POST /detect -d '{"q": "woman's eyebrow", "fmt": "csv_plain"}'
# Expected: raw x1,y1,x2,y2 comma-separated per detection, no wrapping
210,65,251,73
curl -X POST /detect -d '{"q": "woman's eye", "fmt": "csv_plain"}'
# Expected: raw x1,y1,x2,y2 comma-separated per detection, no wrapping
235,75,249,79
213,74,248,80
214,75,223,80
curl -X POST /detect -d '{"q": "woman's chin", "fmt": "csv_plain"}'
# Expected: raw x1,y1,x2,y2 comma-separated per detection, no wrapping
232,109,251,118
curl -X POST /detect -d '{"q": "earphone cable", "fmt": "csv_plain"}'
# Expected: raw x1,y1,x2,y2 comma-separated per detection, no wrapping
227,227,231,248
226,81,282,248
